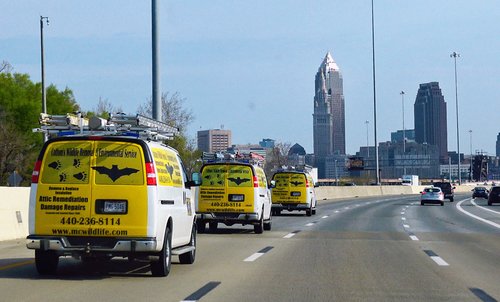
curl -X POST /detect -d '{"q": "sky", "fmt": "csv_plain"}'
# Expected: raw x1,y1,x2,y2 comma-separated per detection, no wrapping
2,1,499,156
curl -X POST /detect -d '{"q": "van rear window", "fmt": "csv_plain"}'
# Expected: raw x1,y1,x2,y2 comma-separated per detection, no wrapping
41,141,93,184
201,164,253,187
273,173,306,188
94,142,144,185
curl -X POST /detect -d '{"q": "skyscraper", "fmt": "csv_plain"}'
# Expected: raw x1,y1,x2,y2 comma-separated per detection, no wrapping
414,82,448,163
313,52,346,177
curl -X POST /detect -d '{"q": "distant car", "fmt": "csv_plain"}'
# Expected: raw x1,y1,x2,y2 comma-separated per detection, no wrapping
471,187,489,199
420,187,444,206
487,186,500,206
432,181,455,202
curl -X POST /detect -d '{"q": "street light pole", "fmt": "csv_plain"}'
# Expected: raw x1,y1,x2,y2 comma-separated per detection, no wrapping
400,91,406,175
40,16,49,115
450,51,461,184
365,120,370,158
371,0,380,185
469,129,472,182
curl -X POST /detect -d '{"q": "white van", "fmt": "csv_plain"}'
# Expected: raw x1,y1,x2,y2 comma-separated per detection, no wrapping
26,113,197,277
270,170,317,216
194,153,272,234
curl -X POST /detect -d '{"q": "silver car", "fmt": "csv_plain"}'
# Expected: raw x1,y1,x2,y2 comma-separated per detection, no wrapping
420,187,444,206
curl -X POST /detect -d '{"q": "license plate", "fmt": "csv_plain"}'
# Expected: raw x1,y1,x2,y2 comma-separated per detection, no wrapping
291,192,301,197
104,201,127,213
229,194,244,202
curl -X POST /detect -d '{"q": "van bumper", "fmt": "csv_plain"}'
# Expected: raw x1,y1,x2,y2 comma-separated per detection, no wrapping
196,212,259,224
272,203,310,211
26,235,159,254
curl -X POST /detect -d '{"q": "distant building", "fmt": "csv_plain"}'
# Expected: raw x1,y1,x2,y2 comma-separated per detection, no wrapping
288,143,307,166
496,133,500,157
228,144,267,159
356,141,440,179
197,129,232,152
414,82,448,164
391,129,415,143
313,52,346,178
259,138,275,149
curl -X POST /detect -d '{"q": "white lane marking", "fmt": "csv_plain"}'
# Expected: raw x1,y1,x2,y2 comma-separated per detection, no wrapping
401,217,406,221
456,199,500,229
334,210,340,213
401,212,405,215
244,253,264,262
403,224,410,228
344,207,350,210
430,256,449,266
409,235,419,241
321,215,329,219
471,199,500,215
355,204,361,207
305,223,314,227
283,233,296,239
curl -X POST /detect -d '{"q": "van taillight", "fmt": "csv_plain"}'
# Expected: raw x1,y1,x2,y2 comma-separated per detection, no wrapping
31,160,42,183
306,179,310,188
253,176,259,187
145,162,157,185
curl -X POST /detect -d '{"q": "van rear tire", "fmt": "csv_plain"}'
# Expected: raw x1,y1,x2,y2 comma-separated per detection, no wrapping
35,250,59,275
264,215,272,231
151,227,172,277
197,221,206,233
179,224,196,265
209,222,218,233
254,215,264,234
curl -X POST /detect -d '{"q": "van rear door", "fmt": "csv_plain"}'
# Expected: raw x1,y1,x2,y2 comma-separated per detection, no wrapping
35,139,148,238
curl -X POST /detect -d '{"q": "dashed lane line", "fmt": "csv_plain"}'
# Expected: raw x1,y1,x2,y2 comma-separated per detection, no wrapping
243,246,273,262
283,230,301,239
424,250,449,266
180,282,221,302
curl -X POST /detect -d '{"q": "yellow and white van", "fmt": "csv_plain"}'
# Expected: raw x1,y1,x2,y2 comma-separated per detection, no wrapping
27,114,197,277
194,161,272,234
270,171,317,216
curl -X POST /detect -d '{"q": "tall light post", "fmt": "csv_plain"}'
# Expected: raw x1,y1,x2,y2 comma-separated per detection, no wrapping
152,0,161,121
371,0,380,185
365,120,370,158
40,16,49,115
469,129,473,182
400,90,406,175
450,51,461,184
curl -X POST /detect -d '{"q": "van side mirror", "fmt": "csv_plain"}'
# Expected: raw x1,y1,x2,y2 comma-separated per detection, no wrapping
269,180,276,189
189,172,202,187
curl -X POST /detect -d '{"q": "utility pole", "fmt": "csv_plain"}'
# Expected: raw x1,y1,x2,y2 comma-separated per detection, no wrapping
40,16,49,115
450,51,461,184
401,90,406,175
152,0,161,121
371,0,380,185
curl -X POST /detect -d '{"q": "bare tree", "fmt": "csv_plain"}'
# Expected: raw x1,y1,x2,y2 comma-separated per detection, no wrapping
264,142,292,176
91,97,123,118
137,92,194,134
0,61,13,73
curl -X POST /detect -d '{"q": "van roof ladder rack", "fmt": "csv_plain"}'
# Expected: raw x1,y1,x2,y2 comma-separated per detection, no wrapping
34,112,179,141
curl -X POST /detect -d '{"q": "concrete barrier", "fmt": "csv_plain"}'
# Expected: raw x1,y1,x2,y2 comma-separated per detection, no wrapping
0,187,30,241
0,184,478,241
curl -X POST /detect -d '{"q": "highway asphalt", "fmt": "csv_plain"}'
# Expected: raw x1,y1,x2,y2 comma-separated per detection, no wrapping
0,193,499,302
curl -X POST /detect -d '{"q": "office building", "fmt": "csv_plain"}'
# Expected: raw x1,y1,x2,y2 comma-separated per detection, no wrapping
496,133,500,157
313,52,346,177
414,82,448,163
197,129,232,153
